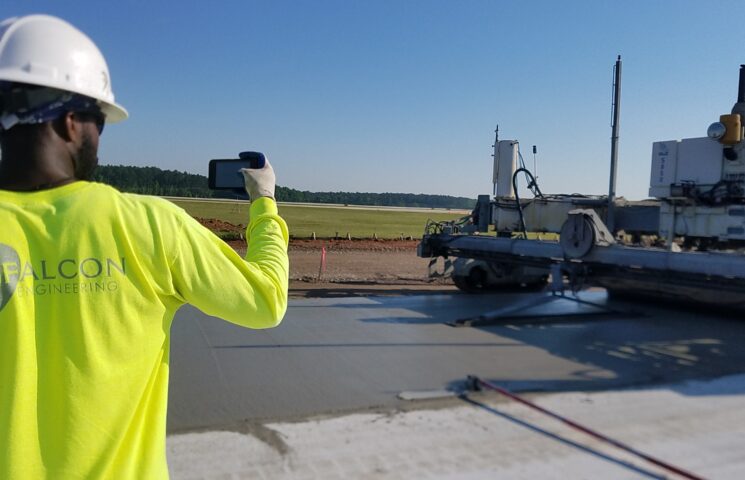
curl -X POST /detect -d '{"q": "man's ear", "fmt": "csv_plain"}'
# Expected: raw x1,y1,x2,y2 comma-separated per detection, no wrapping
51,112,79,143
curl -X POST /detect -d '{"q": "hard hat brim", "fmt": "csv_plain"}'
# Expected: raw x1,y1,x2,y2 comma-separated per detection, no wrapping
100,102,128,123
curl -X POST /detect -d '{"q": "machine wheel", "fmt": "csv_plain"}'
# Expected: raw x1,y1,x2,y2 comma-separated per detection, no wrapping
452,266,488,293
451,258,549,293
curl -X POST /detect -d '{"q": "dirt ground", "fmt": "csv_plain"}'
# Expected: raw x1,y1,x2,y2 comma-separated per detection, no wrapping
198,217,457,297
226,238,455,297
288,239,456,297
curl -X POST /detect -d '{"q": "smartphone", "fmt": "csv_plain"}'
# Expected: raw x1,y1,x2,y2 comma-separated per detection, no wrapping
208,152,266,190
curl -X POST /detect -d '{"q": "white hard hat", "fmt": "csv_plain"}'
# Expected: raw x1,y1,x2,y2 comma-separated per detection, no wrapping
0,14,127,123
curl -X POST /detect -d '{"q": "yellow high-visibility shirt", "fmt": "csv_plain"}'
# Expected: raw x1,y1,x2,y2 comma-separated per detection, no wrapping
0,181,289,479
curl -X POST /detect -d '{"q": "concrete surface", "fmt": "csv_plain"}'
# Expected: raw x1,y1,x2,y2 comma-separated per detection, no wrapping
166,289,745,478
168,290,745,431
167,374,745,479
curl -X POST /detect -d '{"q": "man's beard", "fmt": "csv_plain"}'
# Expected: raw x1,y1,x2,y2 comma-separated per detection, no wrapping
74,131,99,180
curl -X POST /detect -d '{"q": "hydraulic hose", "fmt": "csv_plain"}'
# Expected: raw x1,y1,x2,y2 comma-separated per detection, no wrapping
511,168,542,239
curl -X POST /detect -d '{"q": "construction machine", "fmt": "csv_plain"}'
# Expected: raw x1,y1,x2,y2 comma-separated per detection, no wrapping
418,59,745,307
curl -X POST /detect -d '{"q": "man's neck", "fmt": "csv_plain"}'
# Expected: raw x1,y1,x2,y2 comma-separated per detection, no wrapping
0,173,78,191
0,132,77,191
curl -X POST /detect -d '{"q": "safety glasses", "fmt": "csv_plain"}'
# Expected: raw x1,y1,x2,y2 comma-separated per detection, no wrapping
73,110,106,135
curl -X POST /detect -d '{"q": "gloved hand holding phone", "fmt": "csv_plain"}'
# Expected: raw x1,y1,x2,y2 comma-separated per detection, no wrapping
241,159,275,200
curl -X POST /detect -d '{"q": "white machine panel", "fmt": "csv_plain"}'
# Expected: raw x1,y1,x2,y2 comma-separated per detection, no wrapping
493,140,518,198
649,137,723,198
649,140,678,198
659,203,745,240
675,137,722,185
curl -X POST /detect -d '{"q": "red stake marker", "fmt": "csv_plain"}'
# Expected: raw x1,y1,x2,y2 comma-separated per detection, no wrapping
317,247,327,280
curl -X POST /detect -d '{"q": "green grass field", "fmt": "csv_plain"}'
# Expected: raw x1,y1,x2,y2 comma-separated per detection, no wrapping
170,199,468,239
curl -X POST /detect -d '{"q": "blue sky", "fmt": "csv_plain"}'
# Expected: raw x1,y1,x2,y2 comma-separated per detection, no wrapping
4,1,745,199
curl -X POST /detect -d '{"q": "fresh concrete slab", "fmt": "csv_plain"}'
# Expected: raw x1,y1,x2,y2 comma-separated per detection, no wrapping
168,290,745,433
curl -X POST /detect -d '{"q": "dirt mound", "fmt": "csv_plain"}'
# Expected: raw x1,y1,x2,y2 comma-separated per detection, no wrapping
196,217,244,233
289,238,419,252
226,238,420,253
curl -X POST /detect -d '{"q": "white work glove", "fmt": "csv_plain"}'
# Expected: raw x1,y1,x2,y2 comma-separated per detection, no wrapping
241,159,276,200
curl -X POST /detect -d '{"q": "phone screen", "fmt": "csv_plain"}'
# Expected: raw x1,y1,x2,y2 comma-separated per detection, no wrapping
208,159,252,190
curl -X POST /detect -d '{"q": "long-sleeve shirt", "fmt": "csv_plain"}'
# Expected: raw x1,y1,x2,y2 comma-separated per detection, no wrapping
0,181,289,479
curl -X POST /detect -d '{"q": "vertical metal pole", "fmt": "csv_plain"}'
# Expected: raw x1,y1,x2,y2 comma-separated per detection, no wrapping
607,56,622,233
492,125,499,196
732,65,745,119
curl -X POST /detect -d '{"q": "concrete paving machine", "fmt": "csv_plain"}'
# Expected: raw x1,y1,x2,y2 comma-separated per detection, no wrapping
418,59,745,307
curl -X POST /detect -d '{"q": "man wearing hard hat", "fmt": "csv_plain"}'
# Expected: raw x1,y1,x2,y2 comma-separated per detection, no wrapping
0,14,289,479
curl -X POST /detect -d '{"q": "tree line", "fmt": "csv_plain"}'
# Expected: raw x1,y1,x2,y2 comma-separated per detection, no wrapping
93,164,476,209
